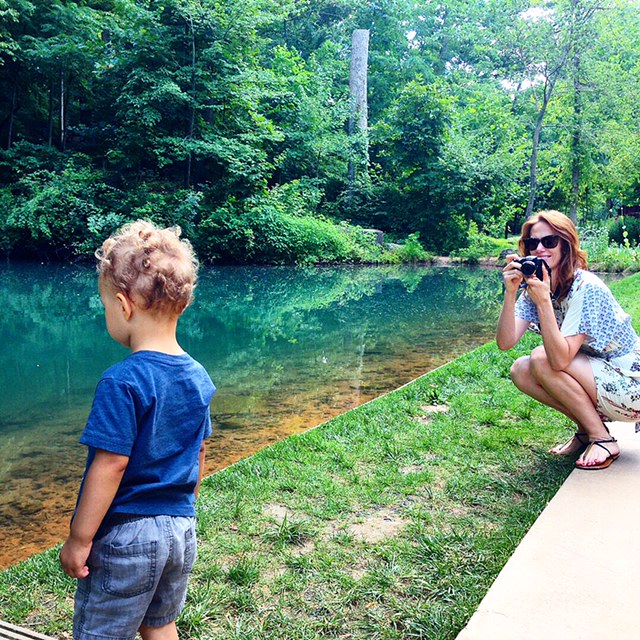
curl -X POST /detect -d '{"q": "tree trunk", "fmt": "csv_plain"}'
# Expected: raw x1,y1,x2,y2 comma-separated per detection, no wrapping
60,71,66,150
185,16,196,188
347,29,370,184
525,107,545,219
525,78,555,219
569,51,582,224
7,79,18,150
48,75,54,147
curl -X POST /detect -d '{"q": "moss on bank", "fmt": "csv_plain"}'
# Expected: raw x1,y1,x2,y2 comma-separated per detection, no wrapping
2,272,639,639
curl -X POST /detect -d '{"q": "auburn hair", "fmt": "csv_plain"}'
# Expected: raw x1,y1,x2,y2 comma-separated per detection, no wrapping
518,210,588,301
96,220,199,317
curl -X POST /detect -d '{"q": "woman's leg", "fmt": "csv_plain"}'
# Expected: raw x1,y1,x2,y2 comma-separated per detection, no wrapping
511,346,619,465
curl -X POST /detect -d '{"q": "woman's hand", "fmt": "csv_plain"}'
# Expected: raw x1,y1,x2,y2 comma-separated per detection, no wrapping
502,254,524,294
523,263,552,306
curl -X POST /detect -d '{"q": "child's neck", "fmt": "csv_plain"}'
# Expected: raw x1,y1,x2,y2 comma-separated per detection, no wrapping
128,314,184,355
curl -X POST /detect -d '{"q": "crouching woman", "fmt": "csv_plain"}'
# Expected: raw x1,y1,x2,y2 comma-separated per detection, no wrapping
496,210,640,470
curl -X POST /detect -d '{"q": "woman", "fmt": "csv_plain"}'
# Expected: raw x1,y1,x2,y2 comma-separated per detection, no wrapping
497,210,640,470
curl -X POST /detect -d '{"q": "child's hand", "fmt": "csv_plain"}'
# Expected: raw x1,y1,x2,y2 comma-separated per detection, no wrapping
59,536,92,579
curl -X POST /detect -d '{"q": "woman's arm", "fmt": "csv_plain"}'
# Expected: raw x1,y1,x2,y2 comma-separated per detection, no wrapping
525,271,586,370
496,255,530,350
496,290,531,350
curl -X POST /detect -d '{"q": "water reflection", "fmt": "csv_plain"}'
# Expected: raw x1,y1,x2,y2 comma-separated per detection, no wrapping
0,262,505,567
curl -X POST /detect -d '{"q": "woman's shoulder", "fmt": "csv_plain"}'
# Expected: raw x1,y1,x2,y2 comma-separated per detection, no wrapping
572,269,610,292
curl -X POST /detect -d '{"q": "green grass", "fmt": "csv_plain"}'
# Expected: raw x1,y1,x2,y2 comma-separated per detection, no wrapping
611,272,640,331
4,273,640,639
0,336,575,639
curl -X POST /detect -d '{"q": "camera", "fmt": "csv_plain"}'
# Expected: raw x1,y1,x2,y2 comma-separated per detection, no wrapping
515,256,550,280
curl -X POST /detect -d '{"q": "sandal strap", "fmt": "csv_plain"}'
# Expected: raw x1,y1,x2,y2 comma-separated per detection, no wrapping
574,432,589,445
584,437,617,456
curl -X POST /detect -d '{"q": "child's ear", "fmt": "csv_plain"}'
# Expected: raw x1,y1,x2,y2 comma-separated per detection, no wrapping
115,292,134,320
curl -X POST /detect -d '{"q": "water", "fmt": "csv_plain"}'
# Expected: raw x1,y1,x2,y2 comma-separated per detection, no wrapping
0,262,507,568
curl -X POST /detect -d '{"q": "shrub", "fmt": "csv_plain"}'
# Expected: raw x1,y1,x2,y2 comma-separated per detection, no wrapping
196,193,384,265
581,223,640,272
3,156,104,258
607,216,640,246
451,222,512,263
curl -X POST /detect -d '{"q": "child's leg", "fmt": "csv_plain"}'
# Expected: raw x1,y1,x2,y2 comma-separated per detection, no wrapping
139,622,178,640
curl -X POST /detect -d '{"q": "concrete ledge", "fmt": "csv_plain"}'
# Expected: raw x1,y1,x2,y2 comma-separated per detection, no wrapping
457,422,640,639
0,620,55,640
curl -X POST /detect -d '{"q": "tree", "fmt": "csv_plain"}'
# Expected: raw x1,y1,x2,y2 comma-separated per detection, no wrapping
347,28,369,185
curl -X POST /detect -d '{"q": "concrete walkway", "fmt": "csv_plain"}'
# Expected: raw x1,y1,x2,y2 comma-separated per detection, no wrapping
456,422,640,639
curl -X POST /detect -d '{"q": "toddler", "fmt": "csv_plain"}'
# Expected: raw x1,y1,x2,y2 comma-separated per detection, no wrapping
60,220,215,640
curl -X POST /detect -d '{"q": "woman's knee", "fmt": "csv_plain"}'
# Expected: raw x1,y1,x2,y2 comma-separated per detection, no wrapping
510,355,531,388
511,348,549,387
528,345,551,379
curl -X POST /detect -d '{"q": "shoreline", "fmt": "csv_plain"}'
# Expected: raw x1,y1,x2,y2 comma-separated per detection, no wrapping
0,335,578,638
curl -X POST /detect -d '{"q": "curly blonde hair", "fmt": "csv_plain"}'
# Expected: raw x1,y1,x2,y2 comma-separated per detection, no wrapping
519,210,588,301
96,220,199,316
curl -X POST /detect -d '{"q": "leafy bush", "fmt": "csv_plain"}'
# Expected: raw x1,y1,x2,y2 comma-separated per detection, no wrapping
581,223,640,272
3,156,104,258
451,222,511,263
196,193,384,265
607,215,640,246
383,232,431,263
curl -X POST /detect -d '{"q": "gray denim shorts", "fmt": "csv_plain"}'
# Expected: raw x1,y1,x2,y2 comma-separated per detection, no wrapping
73,515,197,640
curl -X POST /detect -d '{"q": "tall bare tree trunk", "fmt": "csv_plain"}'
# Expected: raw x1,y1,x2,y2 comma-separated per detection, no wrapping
60,71,66,150
48,75,54,147
569,51,582,224
7,79,18,150
185,16,196,188
347,29,369,185
525,77,556,219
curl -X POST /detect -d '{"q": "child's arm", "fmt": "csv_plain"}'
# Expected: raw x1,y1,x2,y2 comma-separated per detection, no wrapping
59,449,129,579
195,440,206,499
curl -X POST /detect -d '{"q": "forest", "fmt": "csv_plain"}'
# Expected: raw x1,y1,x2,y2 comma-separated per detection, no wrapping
1,0,640,263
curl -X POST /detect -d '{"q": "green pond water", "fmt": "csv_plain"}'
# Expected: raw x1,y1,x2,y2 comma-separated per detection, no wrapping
0,262,509,567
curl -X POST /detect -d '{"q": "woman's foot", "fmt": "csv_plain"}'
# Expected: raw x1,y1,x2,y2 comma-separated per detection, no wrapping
549,432,589,456
576,437,620,470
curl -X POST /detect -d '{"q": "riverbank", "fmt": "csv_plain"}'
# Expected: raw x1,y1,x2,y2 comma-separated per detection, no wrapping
2,273,639,639
0,262,502,570
0,337,580,639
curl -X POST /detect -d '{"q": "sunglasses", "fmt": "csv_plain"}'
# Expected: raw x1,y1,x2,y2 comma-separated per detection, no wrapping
523,234,561,253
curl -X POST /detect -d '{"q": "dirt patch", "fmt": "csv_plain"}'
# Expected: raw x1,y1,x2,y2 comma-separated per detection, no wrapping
417,404,449,425
399,464,429,475
348,507,408,544
263,503,291,522
420,404,449,414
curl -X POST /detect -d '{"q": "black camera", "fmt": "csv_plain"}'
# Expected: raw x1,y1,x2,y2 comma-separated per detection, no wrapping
515,256,550,280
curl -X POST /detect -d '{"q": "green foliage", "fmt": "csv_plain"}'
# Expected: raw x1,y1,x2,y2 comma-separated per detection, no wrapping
580,223,640,272
4,155,104,258
2,0,640,261
452,222,513,264
607,216,640,246
196,189,383,265
383,233,431,264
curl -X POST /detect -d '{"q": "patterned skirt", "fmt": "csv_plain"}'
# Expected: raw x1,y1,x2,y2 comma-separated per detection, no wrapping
590,348,640,422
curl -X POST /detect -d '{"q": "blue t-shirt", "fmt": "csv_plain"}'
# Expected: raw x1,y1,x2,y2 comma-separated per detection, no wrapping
79,350,216,518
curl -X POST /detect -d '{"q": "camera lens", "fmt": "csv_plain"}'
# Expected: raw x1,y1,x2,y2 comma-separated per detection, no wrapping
520,260,536,276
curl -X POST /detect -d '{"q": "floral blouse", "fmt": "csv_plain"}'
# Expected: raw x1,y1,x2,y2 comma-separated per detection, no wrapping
514,269,639,360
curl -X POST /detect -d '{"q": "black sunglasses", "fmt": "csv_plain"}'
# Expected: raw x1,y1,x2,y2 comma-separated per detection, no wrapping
524,234,561,253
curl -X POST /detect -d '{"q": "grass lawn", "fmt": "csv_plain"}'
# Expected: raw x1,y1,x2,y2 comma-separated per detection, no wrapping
2,272,639,640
